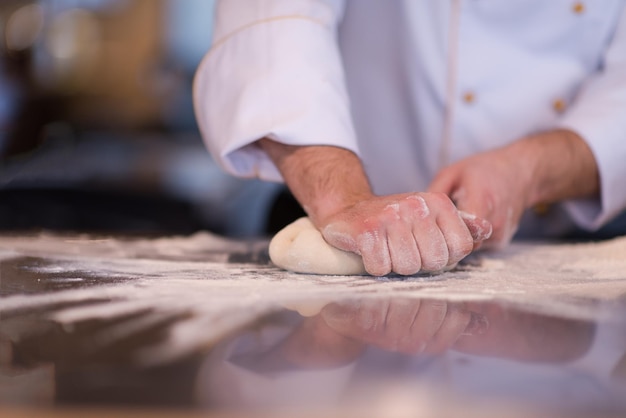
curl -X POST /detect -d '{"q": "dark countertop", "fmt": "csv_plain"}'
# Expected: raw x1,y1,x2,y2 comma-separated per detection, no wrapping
1,232,626,417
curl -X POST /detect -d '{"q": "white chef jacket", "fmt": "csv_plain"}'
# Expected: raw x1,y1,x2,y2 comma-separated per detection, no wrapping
193,0,626,233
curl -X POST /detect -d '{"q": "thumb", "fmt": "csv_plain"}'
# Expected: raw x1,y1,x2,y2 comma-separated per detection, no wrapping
428,169,458,195
453,188,495,246
430,171,493,244
321,221,360,254
459,211,493,244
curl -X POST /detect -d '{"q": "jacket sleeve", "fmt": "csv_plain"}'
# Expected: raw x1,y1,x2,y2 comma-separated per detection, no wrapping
193,0,355,182
558,4,626,230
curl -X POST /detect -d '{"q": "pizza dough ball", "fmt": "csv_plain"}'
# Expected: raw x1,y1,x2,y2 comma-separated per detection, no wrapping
269,217,366,275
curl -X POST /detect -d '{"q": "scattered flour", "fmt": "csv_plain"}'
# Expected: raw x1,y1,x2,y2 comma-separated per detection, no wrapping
1,232,626,364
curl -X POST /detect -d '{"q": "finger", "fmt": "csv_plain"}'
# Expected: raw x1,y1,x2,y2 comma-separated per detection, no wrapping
431,201,474,266
424,304,472,354
326,216,393,276
408,195,450,272
357,224,392,276
321,298,387,340
430,173,493,248
323,220,393,271
322,221,359,253
319,300,361,335
387,224,421,275
282,315,365,367
459,211,493,243
454,187,494,223
387,205,421,275
381,298,423,352
428,168,459,195
413,219,449,272
408,299,449,351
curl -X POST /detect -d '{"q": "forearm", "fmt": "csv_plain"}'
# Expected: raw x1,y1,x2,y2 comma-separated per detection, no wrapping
258,138,373,226
508,129,600,208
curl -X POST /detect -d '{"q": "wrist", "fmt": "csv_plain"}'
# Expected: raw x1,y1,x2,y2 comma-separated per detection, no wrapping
503,135,546,208
258,138,374,227
506,129,599,208
308,188,373,227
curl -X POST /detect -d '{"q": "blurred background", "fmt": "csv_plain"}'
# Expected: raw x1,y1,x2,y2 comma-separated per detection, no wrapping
0,0,301,237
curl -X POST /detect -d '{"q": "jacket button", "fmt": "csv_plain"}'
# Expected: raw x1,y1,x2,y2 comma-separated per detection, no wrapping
572,2,585,14
462,91,476,104
553,99,567,113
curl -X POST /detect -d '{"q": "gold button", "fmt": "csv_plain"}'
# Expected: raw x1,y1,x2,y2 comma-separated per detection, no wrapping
462,91,476,104
553,99,567,113
572,2,585,14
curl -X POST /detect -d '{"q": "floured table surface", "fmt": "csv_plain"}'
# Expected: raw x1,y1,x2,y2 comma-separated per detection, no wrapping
1,232,626,417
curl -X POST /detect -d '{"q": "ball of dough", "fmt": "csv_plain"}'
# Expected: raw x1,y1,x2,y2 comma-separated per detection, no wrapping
269,217,367,275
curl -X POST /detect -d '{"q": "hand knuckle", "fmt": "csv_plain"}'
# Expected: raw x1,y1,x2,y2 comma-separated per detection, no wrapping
453,236,474,260
362,216,379,230
429,192,452,209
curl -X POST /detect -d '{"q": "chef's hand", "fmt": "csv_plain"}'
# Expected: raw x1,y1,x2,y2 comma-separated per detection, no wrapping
429,130,600,249
319,298,484,354
320,192,492,276
428,149,528,249
277,297,482,369
258,138,491,276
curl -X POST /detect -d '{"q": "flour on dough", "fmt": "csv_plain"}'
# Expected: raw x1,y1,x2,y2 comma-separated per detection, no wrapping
269,217,367,275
